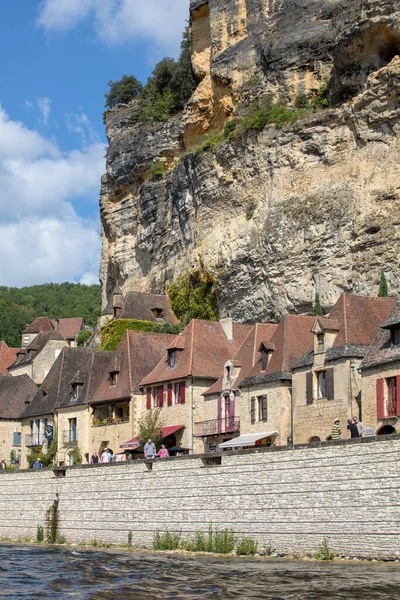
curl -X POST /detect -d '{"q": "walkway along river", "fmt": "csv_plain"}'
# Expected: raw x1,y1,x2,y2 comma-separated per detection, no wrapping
1,544,400,599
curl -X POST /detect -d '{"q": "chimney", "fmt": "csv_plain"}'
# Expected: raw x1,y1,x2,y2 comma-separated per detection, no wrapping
220,312,233,342
55,319,59,331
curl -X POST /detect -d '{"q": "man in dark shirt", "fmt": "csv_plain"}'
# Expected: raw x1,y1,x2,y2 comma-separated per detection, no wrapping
91,452,99,464
347,419,360,438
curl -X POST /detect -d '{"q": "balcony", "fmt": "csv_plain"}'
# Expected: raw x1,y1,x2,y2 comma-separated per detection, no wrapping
194,418,240,437
25,435,44,447
62,430,78,445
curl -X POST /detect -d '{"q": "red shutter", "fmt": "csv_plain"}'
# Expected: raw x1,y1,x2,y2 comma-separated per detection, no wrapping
250,397,255,424
158,386,164,407
376,378,385,420
396,376,400,417
180,381,186,404
146,387,152,410
167,384,173,406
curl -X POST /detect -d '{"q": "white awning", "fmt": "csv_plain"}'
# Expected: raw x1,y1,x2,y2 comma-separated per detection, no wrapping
218,431,278,449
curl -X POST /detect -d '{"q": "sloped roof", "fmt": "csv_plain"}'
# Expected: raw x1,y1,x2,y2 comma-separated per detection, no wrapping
0,342,19,374
362,302,400,369
53,318,84,340
313,317,340,331
8,330,67,370
20,348,114,418
140,319,252,387
22,317,54,334
119,291,179,323
204,323,278,396
0,374,37,419
382,302,400,329
91,331,177,404
241,315,315,386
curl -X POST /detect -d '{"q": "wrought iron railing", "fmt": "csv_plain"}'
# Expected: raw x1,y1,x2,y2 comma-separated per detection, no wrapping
194,418,240,437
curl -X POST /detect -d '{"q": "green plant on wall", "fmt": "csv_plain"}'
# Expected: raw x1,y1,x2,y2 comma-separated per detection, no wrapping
27,430,58,468
70,447,82,466
137,409,165,449
167,259,219,325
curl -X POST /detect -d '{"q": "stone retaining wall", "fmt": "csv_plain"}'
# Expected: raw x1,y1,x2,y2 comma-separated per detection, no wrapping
1,435,399,557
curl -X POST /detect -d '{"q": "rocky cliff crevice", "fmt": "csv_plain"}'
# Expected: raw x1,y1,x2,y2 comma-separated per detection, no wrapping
100,0,400,321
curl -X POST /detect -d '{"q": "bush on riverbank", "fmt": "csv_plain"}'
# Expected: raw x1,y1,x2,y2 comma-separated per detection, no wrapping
236,536,259,556
314,537,335,560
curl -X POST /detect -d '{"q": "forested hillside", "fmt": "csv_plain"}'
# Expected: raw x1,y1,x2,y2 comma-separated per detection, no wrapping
0,283,101,347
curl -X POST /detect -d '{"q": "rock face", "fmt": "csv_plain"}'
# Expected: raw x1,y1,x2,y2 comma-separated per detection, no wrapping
100,0,400,322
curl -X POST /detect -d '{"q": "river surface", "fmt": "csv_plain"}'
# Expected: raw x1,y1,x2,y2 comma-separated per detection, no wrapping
1,544,400,599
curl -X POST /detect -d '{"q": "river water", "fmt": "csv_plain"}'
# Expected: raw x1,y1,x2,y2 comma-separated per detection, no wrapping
1,544,400,599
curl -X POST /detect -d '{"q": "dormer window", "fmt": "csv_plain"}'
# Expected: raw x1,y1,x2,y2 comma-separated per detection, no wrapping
152,308,164,319
226,365,231,379
109,371,118,387
317,333,324,351
261,351,270,372
391,327,400,346
168,350,176,368
72,384,82,399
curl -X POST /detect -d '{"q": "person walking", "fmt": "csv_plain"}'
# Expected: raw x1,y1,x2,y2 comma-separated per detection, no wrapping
33,458,42,469
353,416,364,437
144,439,156,459
1,459,6,471
101,448,111,463
157,445,169,458
347,419,360,439
91,452,99,464
331,418,342,440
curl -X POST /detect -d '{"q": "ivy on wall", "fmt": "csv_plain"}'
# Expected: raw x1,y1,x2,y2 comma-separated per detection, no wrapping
100,319,180,351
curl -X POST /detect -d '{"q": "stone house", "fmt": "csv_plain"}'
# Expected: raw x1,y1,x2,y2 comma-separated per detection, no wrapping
0,374,37,467
0,341,19,374
360,303,400,436
55,317,85,347
139,317,251,453
89,330,176,457
8,329,69,385
292,293,396,444
20,348,113,467
20,316,84,348
100,290,179,327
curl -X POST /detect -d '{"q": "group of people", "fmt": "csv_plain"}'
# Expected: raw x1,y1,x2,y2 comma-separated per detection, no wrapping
332,416,364,440
88,442,170,464
144,440,169,459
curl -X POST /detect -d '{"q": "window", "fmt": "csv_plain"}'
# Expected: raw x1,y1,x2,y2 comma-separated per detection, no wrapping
13,432,21,446
68,418,77,443
109,371,118,386
261,350,269,372
152,308,164,319
391,327,400,346
174,381,186,404
72,384,82,399
225,365,231,379
387,377,397,416
258,395,268,422
317,333,324,351
154,386,164,408
317,371,326,399
168,350,176,368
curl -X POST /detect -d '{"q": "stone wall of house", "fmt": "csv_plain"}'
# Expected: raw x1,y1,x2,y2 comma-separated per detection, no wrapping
0,436,399,557
21,416,54,469
293,360,361,443
361,361,400,435
10,340,68,385
0,420,22,467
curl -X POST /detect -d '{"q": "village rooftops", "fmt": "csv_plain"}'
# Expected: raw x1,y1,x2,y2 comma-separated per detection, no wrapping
0,342,19,374
20,348,114,419
22,317,54,334
8,330,68,370
140,319,252,387
204,323,278,396
22,316,84,340
293,293,397,369
90,331,176,405
241,315,315,386
101,291,179,324
361,302,400,369
0,374,37,419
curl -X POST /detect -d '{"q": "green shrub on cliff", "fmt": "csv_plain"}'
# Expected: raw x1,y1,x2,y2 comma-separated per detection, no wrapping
168,261,219,325
105,75,143,109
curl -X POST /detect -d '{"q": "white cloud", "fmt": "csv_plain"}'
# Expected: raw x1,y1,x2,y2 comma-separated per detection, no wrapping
37,96,52,125
66,112,99,145
0,105,104,287
37,0,189,54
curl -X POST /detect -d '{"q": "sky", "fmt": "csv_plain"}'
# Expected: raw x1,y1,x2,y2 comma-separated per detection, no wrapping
0,0,189,288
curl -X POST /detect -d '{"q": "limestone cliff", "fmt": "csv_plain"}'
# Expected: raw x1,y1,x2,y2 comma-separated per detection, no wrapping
100,0,400,322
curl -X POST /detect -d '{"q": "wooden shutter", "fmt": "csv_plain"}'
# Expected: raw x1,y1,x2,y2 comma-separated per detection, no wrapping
180,381,186,404
376,378,385,420
396,376,400,417
146,387,152,410
250,396,255,424
217,395,222,433
158,386,164,407
167,383,173,406
326,368,334,401
262,395,268,421
306,372,313,405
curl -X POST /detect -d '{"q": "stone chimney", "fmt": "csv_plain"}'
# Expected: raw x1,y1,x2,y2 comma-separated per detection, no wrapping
220,311,233,342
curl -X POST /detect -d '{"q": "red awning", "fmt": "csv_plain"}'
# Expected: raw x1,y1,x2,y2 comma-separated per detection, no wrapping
119,425,184,449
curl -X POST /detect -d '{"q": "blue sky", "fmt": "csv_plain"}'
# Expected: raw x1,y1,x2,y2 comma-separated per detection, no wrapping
0,0,188,287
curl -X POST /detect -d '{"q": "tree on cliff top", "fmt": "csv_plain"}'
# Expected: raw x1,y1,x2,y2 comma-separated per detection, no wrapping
105,75,143,109
378,270,388,297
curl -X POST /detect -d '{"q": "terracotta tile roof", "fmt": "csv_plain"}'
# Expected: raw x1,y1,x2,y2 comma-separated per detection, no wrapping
0,374,37,419
382,302,400,329
8,330,67,370
241,315,315,385
119,292,179,323
362,303,400,368
0,342,19,374
52,318,84,340
22,317,54,334
140,320,252,387
314,317,340,331
91,331,176,404
20,348,114,418
204,323,278,395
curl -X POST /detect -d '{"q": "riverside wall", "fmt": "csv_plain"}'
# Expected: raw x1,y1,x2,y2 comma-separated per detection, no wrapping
1,435,399,557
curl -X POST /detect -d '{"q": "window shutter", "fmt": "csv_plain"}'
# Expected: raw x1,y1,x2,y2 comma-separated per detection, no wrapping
262,395,268,421
180,381,186,404
146,387,152,410
158,386,164,407
167,383,173,406
217,395,222,433
326,368,334,401
306,372,313,405
376,378,385,420
250,396,255,424
396,376,400,417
